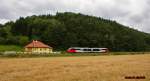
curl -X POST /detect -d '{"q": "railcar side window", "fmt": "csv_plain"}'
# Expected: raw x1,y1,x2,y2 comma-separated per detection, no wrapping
83,49,91,51
74,49,80,50
93,49,100,51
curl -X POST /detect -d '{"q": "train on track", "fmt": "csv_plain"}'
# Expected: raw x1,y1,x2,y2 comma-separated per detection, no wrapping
67,47,108,53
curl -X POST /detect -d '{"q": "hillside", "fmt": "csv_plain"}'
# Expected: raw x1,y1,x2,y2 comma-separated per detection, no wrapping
0,12,150,51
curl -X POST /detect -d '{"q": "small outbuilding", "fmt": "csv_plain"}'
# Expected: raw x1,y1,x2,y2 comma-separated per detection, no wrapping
24,40,52,53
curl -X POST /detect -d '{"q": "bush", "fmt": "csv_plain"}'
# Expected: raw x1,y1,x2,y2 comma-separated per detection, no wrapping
0,52,109,58
0,52,148,58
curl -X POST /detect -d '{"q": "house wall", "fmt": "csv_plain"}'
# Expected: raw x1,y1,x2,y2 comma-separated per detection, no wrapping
25,47,52,53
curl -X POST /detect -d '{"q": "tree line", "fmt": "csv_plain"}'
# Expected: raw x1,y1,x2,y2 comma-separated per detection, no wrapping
0,12,150,51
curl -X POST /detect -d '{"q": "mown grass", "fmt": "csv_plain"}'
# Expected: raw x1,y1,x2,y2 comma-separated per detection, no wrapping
0,54,149,81
0,45,22,51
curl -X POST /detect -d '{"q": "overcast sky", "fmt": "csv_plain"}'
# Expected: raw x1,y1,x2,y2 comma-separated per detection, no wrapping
0,0,150,33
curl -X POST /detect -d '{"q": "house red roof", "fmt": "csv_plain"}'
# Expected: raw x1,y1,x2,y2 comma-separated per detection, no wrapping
25,40,51,48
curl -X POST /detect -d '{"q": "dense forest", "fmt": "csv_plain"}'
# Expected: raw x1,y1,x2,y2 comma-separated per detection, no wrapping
0,12,150,51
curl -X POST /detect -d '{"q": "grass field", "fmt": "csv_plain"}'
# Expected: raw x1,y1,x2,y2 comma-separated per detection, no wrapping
0,54,149,81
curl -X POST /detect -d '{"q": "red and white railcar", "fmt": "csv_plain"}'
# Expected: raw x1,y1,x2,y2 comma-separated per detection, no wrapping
67,47,108,53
